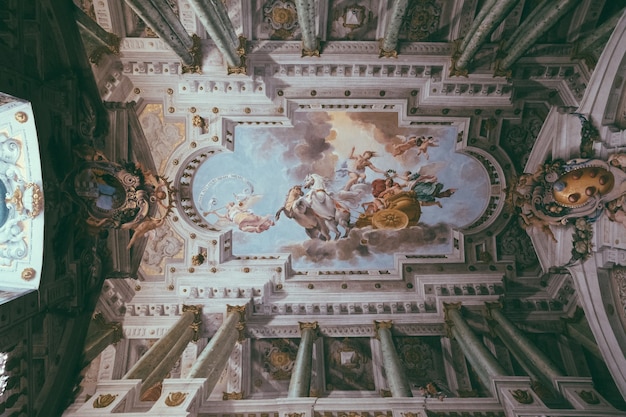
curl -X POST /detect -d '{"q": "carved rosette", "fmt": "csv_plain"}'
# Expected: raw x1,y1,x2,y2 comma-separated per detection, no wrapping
263,0,299,40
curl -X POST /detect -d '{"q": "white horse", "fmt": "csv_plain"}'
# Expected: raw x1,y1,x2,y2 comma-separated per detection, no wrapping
302,173,351,239
276,185,330,240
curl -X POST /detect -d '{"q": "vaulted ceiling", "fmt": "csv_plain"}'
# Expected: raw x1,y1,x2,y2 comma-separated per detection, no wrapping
1,0,626,416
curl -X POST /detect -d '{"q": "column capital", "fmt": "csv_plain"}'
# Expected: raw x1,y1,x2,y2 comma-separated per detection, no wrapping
443,301,462,321
374,320,393,339
298,321,319,340
484,301,503,320
222,391,244,400
227,304,247,318
183,304,203,342
182,34,203,74
92,312,123,344
302,39,321,58
378,39,398,58
227,305,247,341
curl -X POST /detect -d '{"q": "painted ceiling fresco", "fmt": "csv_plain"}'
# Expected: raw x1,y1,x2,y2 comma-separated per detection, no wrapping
192,111,490,271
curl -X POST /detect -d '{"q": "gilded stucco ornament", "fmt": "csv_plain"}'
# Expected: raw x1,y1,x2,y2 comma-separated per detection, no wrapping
510,389,534,404
507,116,626,264
577,390,600,404
68,152,175,249
164,391,187,407
0,132,42,266
92,393,117,408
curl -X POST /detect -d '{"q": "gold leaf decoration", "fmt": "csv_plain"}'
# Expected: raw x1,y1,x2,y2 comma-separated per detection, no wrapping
164,391,187,407
92,393,117,408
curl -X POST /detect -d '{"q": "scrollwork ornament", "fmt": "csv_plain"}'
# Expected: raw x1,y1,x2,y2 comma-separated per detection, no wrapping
93,393,117,408
510,389,534,404
164,391,187,407
578,390,600,404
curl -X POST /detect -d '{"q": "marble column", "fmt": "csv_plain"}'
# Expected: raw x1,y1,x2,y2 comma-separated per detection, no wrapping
573,8,626,66
82,313,122,366
287,322,318,397
379,0,409,58
73,4,120,65
375,321,413,397
486,302,563,389
295,0,319,56
188,0,242,68
140,327,196,395
124,305,201,381
188,305,246,396
496,0,578,75
457,0,498,53
563,319,603,360
123,0,198,67
453,0,519,74
444,303,506,396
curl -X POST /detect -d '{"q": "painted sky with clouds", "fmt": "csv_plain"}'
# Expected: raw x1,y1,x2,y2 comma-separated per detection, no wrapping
192,111,490,271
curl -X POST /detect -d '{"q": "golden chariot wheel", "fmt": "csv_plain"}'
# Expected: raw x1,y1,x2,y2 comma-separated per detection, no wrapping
372,208,409,230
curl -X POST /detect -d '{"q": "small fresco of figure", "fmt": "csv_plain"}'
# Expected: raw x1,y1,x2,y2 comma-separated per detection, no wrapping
392,135,439,159
344,147,385,191
207,200,274,233
396,171,456,208
417,382,446,401
362,176,404,214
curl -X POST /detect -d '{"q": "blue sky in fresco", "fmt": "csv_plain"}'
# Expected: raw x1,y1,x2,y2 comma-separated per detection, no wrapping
192,111,490,270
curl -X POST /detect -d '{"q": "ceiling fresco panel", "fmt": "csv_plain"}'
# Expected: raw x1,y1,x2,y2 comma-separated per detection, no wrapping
190,111,490,271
